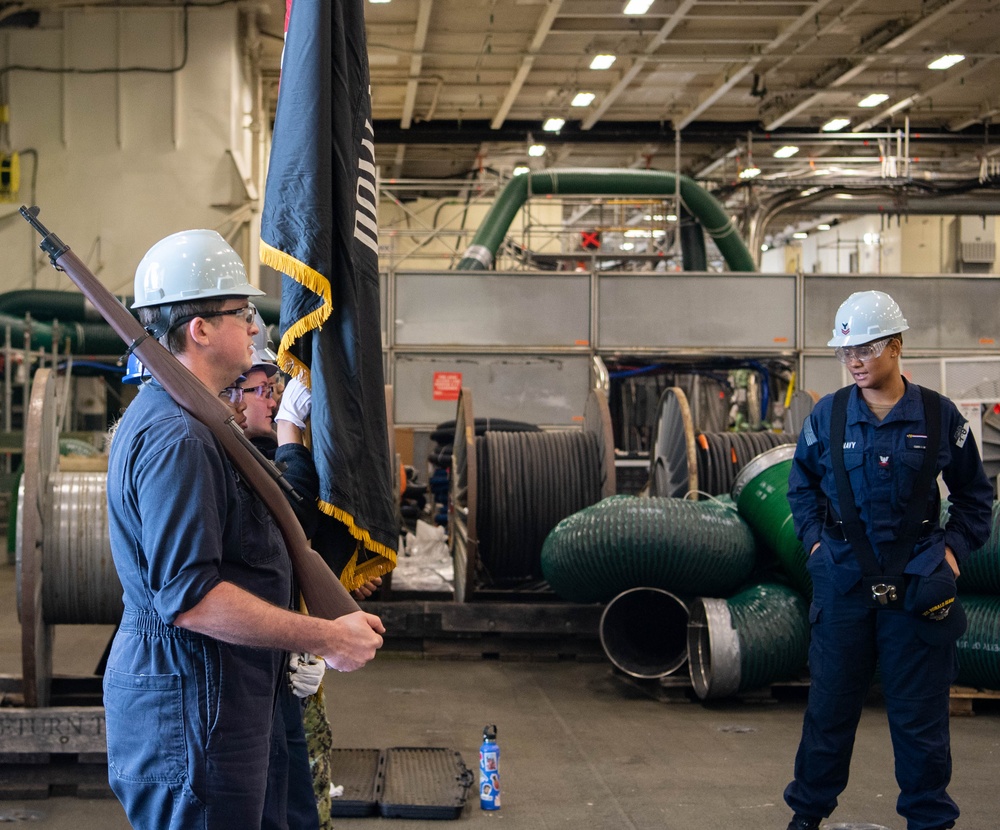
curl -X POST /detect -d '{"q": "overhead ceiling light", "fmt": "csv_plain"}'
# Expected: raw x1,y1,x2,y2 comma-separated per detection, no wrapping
822,118,851,132
857,93,889,108
620,241,635,251
773,145,799,158
760,244,769,252
542,117,565,132
623,0,654,14
792,232,808,239
368,0,392,4
528,144,546,157
590,54,617,70
513,165,530,176
817,223,832,231
571,92,596,107
665,214,677,222
928,54,965,70
739,166,761,179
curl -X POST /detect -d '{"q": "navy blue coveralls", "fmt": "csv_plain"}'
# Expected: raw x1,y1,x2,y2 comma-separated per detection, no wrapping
105,383,293,829
784,379,992,830
253,434,321,830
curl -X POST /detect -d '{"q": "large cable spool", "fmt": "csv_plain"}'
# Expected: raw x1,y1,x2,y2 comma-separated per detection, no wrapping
956,595,1000,690
687,582,810,700
648,385,795,498
16,368,57,707
540,495,757,604
599,587,689,679
731,444,811,598
15,368,122,707
447,388,616,601
17,472,123,625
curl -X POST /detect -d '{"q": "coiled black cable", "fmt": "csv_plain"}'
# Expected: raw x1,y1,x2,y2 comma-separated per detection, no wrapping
475,430,603,584
694,431,796,496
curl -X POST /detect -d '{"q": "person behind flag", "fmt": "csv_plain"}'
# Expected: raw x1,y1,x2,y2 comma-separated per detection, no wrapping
782,290,992,830
104,229,384,830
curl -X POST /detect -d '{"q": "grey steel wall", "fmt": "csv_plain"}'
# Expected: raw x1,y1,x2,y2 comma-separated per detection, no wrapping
384,269,1000,427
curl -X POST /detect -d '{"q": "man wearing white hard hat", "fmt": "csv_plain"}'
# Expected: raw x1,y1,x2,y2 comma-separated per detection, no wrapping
782,290,992,830
104,230,384,830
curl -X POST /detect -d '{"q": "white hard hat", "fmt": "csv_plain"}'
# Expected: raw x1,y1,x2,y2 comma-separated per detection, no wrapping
249,311,278,377
827,290,909,347
132,229,264,309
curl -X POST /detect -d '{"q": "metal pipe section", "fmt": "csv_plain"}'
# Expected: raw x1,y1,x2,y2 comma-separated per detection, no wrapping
457,169,756,273
599,587,689,679
0,312,124,355
688,582,809,700
540,494,757,604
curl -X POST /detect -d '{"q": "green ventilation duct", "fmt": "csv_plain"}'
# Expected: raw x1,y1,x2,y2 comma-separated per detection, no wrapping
956,595,1000,690
944,501,1000,594
687,582,810,700
540,494,757,604
732,444,811,598
457,169,756,273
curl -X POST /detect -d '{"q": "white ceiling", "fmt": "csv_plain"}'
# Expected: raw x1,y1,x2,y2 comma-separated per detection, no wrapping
255,0,1000,191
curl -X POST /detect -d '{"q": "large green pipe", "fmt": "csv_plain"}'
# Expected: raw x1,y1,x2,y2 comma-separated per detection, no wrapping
956,595,1000,690
457,169,756,272
540,494,757,604
687,582,810,699
0,312,125,354
0,292,281,355
943,501,1000,594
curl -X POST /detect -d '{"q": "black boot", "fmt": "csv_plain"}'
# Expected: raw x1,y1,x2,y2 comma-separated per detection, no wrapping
786,816,821,830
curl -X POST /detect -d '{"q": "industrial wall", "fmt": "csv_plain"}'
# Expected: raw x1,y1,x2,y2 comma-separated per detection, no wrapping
0,6,263,295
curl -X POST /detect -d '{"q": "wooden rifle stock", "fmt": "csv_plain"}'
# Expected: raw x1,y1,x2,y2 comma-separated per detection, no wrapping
20,206,360,620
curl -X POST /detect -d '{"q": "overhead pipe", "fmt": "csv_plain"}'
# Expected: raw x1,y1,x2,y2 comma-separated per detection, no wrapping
457,169,756,273
0,292,281,355
0,312,125,355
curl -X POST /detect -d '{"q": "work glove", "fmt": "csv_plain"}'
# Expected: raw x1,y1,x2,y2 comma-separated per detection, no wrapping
288,652,325,698
275,376,312,429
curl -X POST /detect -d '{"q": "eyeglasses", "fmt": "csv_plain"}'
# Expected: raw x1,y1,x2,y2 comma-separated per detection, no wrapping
834,337,891,364
197,302,257,326
219,386,245,404
240,383,274,400
170,302,257,334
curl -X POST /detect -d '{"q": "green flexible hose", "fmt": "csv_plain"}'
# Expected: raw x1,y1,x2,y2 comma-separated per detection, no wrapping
956,594,1000,690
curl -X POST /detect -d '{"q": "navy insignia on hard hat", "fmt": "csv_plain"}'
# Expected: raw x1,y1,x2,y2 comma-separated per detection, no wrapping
840,322,850,335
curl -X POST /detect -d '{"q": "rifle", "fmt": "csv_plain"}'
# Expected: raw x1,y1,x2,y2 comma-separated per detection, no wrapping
20,205,361,620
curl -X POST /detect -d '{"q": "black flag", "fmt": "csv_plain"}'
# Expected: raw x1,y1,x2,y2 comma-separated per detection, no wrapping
260,0,396,589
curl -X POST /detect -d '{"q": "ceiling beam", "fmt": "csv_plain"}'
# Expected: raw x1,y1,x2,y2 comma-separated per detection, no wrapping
763,0,970,130
490,0,564,130
852,55,1000,132
581,0,697,131
400,0,433,129
673,0,842,131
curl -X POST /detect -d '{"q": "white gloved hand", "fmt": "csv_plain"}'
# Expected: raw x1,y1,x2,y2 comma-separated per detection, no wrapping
275,376,312,429
288,652,325,698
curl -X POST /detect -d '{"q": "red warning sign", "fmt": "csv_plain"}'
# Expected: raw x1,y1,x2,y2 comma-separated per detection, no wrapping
433,371,462,401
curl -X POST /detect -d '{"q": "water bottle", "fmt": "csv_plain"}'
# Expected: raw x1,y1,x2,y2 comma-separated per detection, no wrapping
479,724,500,810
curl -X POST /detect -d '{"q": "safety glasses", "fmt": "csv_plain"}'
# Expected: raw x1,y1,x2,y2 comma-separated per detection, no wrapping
240,383,274,400
197,302,257,326
834,337,890,364
170,302,257,335
219,386,245,404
